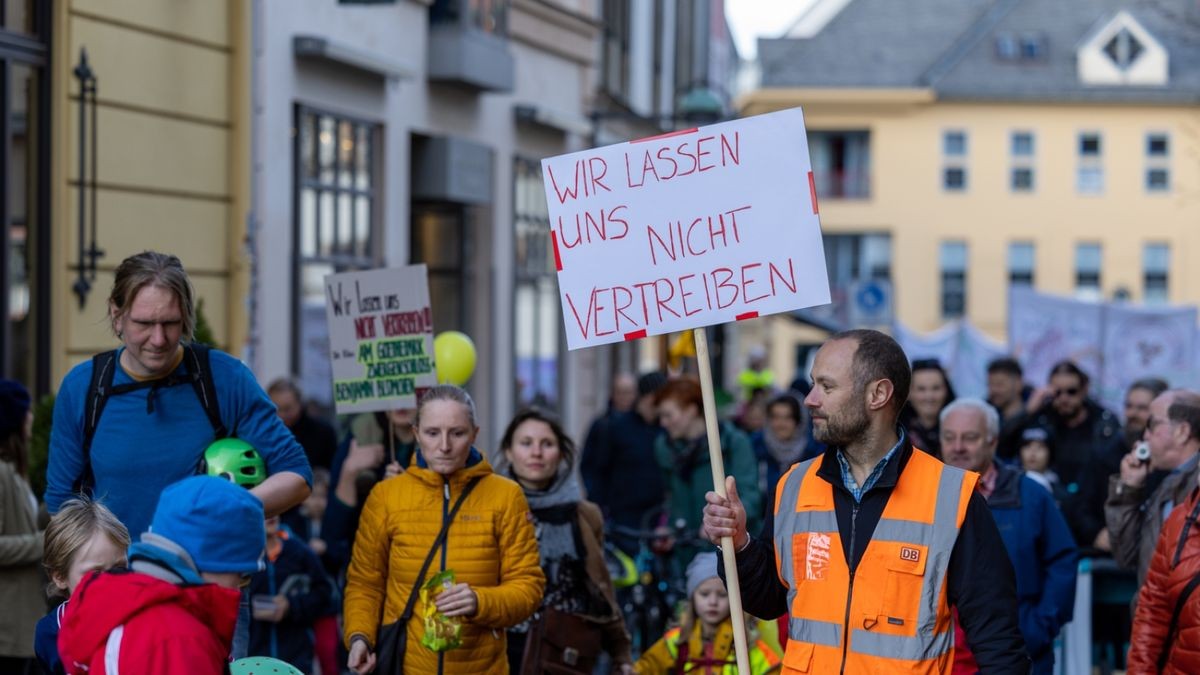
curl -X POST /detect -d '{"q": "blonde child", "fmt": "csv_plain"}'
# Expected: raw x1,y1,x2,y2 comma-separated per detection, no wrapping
35,498,130,675
635,552,782,674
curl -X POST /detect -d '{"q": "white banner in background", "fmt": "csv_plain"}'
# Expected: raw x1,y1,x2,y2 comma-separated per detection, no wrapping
1099,304,1197,413
894,320,1007,399
1008,287,1104,391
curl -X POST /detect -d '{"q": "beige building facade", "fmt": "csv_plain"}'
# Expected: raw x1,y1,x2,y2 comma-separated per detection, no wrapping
0,2,248,395
729,0,1200,391
43,1,249,391
741,91,1200,339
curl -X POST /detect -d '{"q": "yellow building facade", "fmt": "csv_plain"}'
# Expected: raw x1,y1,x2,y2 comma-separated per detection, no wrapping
740,0,1200,355
741,91,1200,339
40,0,249,391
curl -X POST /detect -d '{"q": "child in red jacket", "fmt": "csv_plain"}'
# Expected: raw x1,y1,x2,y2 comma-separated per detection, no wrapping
58,476,266,674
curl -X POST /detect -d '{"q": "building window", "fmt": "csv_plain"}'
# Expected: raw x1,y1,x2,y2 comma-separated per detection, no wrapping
995,35,1018,60
940,241,967,318
1075,243,1102,299
1020,34,1047,60
943,167,966,191
1146,133,1170,192
1012,132,1034,156
1008,242,1035,287
943,131,966,156
1146,169,1169,191
1144,243,1169,304
513,159,562,409
674,0,700,97
1010,131,1034,192
602,0,631,102
430,0,509,34
995,33,1047,61
1011,168,1034,191
809,131,870,198
293,106,380,406
412,204,472,335
1080,133,1101,156
1147,133,1169,156
1077,132,1103,194
943,131,966,191
1077,167,1103,193
808,233,892,327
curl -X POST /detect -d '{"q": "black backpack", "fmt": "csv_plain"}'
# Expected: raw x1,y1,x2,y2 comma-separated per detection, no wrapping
74,343,228,495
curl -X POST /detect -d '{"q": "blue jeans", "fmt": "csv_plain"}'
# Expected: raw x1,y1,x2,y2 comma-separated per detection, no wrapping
231,587,250,660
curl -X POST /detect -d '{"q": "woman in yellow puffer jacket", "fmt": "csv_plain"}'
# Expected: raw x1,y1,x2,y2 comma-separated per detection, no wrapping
343,385,545,674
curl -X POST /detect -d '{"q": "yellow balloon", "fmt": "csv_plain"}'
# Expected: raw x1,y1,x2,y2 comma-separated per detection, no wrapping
434,331,477,385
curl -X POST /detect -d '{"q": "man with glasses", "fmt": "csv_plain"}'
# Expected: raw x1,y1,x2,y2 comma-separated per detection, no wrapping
940,398,1076,674
1023,361,1121,549
1106,390,1200,587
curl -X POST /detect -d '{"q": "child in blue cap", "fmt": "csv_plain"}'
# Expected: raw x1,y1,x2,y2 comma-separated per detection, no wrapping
57,475,266,674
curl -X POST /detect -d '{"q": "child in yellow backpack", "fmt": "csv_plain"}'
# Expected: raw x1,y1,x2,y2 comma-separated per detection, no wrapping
635,552,782,674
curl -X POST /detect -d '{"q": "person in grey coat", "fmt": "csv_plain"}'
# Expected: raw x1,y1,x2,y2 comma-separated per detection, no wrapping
0,379,45,673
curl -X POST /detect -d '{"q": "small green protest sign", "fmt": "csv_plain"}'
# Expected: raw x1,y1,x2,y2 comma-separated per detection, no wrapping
324,265,437,413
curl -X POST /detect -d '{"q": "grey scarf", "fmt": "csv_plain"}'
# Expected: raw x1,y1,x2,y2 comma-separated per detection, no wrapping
763,427,809,466
518,467,583,563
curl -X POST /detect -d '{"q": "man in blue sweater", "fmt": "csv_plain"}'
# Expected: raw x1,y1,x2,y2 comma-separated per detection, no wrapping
45,251,312,658
46,251,311,536
941,398,1077,674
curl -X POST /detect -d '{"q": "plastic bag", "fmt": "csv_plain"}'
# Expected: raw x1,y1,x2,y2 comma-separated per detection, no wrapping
419,570,463,652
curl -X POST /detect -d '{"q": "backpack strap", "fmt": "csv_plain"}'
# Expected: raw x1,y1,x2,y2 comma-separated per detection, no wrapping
1158,567,1200,670
74,345,227,496
183,344,228,439
76,350,120,495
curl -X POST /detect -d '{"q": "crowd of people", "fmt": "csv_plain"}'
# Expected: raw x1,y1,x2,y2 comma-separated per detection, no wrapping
2,248,1199,674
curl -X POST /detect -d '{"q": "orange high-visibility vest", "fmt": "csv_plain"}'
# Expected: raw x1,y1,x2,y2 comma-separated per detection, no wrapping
773,449,977,674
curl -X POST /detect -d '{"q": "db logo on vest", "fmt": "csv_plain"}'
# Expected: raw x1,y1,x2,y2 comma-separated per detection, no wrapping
900,546,921,563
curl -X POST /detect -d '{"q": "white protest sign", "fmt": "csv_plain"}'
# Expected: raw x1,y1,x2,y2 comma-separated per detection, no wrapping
324,265,437,414
540,107,830,350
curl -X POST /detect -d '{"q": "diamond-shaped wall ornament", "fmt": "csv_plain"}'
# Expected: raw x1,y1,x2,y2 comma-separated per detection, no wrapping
1102,27,1145,70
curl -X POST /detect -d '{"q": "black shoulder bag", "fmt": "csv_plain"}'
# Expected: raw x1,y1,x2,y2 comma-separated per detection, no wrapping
374,476,483,674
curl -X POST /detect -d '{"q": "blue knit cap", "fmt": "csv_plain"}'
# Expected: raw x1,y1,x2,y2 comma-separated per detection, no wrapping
0,379,31,436
149,476,265,575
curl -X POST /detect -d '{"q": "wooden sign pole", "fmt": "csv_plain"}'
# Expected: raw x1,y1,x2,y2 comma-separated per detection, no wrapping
693,327,752,674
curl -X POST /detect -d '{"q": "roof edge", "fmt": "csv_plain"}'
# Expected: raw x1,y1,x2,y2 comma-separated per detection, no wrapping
737,87,936,115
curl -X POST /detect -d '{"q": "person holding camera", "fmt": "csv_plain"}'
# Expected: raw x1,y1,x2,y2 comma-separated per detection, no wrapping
1106,390,1200,590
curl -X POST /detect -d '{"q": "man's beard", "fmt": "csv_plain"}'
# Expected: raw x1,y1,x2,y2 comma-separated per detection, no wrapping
814,400,871,447
1124,424,1146,447
1053,400,1082,420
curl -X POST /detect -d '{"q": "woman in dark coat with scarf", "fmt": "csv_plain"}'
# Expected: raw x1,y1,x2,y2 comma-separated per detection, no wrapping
750,393,816,519
500,408,633,674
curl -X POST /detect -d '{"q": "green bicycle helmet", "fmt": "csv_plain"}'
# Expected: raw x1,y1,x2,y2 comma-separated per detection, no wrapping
229,657,303,674
202,438,266,488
